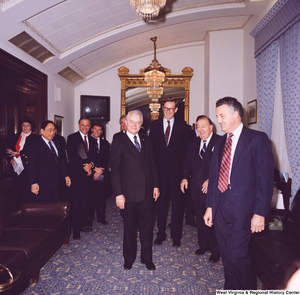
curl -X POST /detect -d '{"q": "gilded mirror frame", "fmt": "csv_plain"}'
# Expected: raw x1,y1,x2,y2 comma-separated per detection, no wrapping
118,66,193,124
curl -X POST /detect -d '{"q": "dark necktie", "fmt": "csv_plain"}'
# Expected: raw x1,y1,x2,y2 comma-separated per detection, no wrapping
199,141,206,160
48,141,58,163
165,120,170,146
218,133,233,192
134,135,141,152
84,135,89,154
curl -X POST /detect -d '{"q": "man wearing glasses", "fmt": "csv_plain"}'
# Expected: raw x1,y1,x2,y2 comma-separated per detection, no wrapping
150,99,190,247
28,120,71,202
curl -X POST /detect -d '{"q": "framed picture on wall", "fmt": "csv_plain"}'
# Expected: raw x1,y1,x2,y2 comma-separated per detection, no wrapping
54,115,64,136
247,99,257,125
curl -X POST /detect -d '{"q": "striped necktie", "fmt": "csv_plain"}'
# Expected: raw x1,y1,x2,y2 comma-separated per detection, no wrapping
199,141,206,160
134,135,141,152
165,120,170,146
218,133,233,192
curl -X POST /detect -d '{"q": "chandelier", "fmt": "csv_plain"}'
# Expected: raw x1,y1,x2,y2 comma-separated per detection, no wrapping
147,87,163,99
149,100,161,120
144,36,165,93
130,0,166,20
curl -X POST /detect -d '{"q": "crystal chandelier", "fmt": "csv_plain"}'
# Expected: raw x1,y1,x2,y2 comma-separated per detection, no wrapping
130,0,166,20
144,36,165,93
147,87,163,99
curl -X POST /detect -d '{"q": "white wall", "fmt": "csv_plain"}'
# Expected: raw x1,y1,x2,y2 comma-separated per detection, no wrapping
47,76,75,137
207,29,244,134
75,42,205,142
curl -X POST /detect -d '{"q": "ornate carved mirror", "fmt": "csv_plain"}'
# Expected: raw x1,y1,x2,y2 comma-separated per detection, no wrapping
118,66,193,132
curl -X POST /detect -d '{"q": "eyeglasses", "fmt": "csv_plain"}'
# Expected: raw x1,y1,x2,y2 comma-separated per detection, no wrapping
45,128,56,133
163,107,176,112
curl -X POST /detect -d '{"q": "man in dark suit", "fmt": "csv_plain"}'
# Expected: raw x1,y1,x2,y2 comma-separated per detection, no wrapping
86,122,110,227
111,110,159,271
149,99,190,247
181,115,221,262
67,117,97,240
204,97,274,289
112,115,127,140
28,120,71,201
184,125,198,227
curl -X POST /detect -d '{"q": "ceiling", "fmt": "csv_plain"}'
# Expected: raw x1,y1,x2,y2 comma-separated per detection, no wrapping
0,0,272,84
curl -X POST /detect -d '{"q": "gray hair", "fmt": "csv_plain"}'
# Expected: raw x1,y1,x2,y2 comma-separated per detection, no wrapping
126,109,143,124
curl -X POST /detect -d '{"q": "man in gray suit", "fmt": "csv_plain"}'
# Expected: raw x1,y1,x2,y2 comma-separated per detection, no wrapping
111,110,160,271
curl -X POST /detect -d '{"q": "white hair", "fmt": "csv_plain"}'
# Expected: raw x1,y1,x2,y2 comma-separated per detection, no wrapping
126,109,143,124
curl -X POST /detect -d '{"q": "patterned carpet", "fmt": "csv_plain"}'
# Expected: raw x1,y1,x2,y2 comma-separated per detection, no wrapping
21,197,225,294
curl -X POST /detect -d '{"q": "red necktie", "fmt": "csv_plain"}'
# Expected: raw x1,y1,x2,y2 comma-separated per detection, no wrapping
84,135,88,153
165,120,170,146
218,133,233,192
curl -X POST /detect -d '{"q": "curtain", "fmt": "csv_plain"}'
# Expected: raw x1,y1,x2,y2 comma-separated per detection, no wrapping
279,21,300,203
256,41,279,138
270,50,292,182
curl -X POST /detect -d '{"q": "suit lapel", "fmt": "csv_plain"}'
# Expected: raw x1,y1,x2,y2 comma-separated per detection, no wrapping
218,135,227,167
123,133,143,162
231,126,249,172
159,119,166,146
41,137,59,162
76,131,88,158
168,118,178,147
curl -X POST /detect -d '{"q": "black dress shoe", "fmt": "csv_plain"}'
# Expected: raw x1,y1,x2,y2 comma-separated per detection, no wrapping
81,226,92,232
172,240,181,247
99,220,108,225
154,237,165,245
124,262,132,270
145,262,156,270
195,247,209,255
73,233,81,240
209,254,220,263
186,220,197,227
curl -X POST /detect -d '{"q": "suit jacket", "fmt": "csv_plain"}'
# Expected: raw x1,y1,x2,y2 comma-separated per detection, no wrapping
149,118,190,182
6,132,39,169
93,137,110,178
67,131,97,182
111,132,159,203
183,133,220,203
28,136,69,197
206,125,274,229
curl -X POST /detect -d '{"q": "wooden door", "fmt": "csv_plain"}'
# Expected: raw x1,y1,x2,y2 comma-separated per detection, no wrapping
0,49,47,180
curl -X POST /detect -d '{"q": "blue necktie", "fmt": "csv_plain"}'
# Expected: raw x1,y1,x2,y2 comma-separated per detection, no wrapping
134,136,141,152
48,141,58,163
199,141,206,160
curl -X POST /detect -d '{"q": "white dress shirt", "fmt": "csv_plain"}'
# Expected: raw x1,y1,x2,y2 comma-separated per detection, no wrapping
228,123,243,180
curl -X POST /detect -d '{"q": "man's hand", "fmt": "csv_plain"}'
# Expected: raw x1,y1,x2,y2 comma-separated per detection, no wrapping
116,195,125,209
201,179,209,194
83,163,92,172
31,184,39,195
153,187,160,201
65,176,71,187
10,159,16,166
203,207,213,227
180,179,188,193
94,167,104,175
251,214,265,233
83,163,92,176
